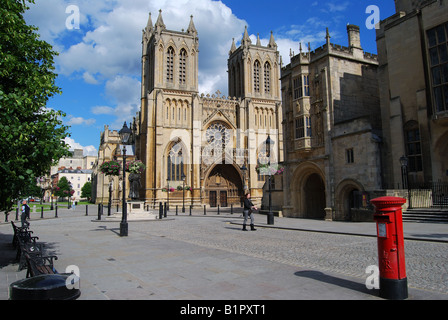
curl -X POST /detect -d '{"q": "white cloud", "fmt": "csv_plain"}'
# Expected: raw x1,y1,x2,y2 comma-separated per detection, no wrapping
66,116,96,126
91,106,115,115
64,137,98,156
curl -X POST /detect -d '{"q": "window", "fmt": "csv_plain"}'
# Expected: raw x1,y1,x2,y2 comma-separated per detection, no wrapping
406,127,423,172
295,118,304,139
179,49,187,85
427,23,448,112
293,75,310,99
295,116,311,139
293,77,302,100
346,148,354,164
168,142,184,181
303,75,310,96
166,47,174,83
264,62,271,94
254,60,261,93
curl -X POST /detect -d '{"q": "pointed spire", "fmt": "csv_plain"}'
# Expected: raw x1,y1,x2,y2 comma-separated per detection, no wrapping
326,27,331,44
155,9,166,31
229,38,237,55
146,12,153,32
268,31,277,49
187,15,197,35
256,33,261,46
242,26,251,47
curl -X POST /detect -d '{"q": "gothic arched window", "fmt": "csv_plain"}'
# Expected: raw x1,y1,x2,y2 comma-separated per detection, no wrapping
254,60,261,93
168,142,184,181
179,49,187,85
264,62,271,94
166,47,174,83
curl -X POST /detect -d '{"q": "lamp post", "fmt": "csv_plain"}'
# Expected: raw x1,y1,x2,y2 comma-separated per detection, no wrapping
167,177,172,212
266,136,274,225
119,122,132,237
181,173,186,213
241,164,247,207
108,177,113,216
400,155,411,209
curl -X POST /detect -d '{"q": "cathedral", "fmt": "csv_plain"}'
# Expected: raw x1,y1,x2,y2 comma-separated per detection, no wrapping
134,11,283,208
94,1,448,220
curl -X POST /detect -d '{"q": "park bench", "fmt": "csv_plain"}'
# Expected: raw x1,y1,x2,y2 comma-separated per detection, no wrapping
11,221,30,249
24,252,59,278
15,229,41,271
10,222,60,278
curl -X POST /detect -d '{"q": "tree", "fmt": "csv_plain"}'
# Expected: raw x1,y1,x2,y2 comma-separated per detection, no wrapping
54,177,72,200
81,181,92,201
0,0,71,212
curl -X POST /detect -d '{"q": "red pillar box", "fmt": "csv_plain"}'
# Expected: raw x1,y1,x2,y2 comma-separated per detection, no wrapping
370,196,408,300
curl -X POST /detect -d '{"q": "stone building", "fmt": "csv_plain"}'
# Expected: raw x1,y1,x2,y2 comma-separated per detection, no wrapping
280,25,381,221
91,125,136,205
377,0,448,190
135,11,283,208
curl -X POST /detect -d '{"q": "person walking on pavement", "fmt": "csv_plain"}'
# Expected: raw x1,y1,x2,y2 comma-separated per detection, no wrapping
21,200,30,228
243,193,257,231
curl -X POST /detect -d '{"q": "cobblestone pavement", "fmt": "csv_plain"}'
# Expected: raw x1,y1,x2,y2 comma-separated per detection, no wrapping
1,207,447,300
132,216,448,295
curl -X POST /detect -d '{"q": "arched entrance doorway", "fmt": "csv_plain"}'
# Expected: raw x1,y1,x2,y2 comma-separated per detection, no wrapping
304,173,326,219
205,164,243,207
335,180,364,221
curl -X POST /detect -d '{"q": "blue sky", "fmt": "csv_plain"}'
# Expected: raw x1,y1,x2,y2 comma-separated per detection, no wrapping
24,0,396,156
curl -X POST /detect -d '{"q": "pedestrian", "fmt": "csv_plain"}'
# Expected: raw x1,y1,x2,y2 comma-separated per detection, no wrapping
21,200,30,228
72,199,76,210
243,193,257,231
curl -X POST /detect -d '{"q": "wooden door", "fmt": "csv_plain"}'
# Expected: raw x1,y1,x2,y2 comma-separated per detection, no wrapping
209,191,217,207
220,191,228,207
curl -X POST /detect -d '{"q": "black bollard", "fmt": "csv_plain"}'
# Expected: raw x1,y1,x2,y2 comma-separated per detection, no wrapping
15,208,19,221
176,205,178,216
231,204,233,215
98,204,102,221
86,205,88,216
41,207,44,219
217,205,220,215
204,205,206,215
55,205,58,218
159,202,163,219
189,205,192,216
164,202,167,218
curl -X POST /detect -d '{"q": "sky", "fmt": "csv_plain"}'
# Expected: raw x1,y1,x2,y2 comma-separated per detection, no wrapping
23,0,396,157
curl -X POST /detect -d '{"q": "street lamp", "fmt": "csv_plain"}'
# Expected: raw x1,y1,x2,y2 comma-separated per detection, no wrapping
167,177,171,212
241,164,247,207
266,136,274,225
181,173,186,213
400,155,411,209
399,155,408,189
119,122,132,237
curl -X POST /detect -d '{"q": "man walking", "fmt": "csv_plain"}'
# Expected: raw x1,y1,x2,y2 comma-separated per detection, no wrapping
21,200,30,228
243,193,257,231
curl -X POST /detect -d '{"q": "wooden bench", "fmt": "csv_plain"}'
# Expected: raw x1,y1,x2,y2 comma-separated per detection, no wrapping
11,221,29,249
24,253,59,278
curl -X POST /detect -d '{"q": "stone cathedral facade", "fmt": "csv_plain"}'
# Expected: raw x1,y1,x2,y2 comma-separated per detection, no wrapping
134,11,283,208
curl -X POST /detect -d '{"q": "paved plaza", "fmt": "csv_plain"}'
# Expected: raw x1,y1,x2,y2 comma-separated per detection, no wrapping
1,205,447,303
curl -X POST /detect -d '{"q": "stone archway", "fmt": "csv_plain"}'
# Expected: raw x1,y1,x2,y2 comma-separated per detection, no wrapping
290,162,327,219
205,164,243,207
335,179,364,221
304,173,326,219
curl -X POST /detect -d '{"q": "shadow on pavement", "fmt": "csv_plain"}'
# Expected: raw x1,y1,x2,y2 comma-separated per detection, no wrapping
294,270,380,298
